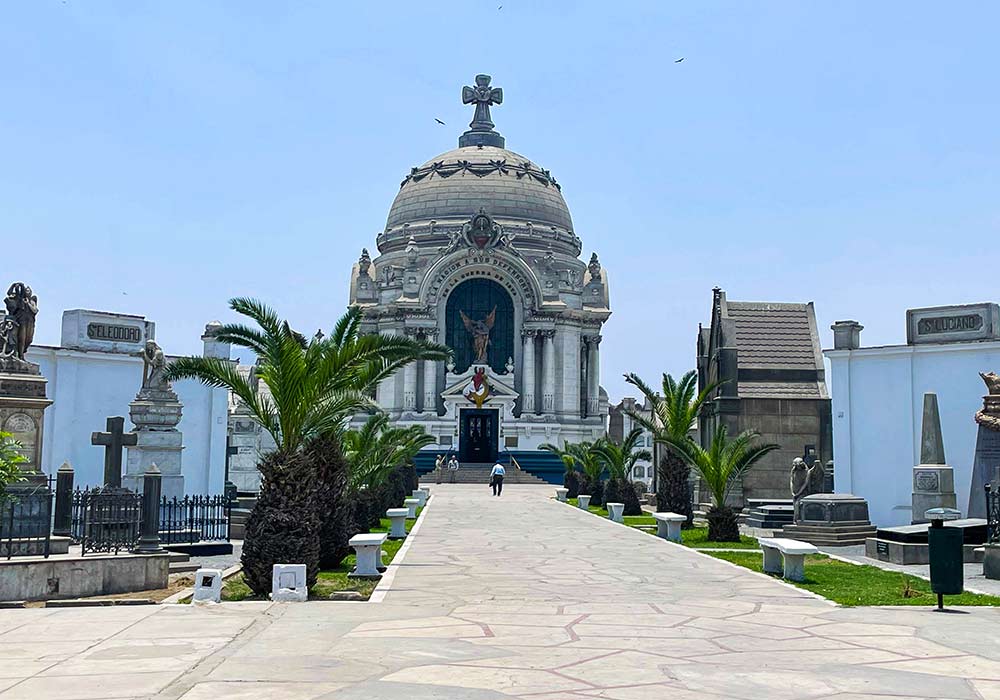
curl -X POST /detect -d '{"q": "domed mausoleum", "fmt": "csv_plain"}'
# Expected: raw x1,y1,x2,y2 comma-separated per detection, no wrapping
350,75,610,474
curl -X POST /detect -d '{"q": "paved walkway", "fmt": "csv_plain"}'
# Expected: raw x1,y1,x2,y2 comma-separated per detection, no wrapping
2,485,1000,699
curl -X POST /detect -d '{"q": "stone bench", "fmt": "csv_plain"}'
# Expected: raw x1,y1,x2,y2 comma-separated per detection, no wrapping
606,502,624,523
403,497,420,519
652,512,686,542
411,490,427,508
348,533,388,578
386,508,409,540
758,537,818,582
555,487,569,503
577,494,591,510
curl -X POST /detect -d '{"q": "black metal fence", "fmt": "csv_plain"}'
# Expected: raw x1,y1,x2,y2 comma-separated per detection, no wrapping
69,489,232,554
0,483,54,559
987,484,1000,545
159,495,231,544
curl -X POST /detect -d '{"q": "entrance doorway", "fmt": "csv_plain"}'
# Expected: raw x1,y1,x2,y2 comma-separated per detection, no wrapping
459,409,498,463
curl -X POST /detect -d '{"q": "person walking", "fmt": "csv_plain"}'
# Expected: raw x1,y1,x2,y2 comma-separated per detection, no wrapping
490,461,506,496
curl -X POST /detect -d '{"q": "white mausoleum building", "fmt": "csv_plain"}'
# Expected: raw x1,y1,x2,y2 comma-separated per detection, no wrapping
348,75,610,466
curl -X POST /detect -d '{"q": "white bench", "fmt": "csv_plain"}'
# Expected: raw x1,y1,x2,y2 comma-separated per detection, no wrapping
403,497,420,519
652,512,686,542
555,487,569,502
348,533,388,578
577,494,591,510
758,537,818,582
386,508,409,539
606,502,624,523
411,489,427,508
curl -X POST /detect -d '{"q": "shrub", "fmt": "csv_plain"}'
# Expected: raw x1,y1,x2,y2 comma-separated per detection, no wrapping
564,470,582,499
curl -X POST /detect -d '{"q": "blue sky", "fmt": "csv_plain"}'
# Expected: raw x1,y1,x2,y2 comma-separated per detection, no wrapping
3,2,998,400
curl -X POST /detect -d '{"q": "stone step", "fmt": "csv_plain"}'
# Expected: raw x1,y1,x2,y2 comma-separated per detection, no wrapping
169,561,200,574
168,552,190,564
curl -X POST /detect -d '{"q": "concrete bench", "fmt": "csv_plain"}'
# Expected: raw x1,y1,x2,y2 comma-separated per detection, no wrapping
652,512,686,542
386,508,409,540
411,490,427,508
555,487,569,503
348,533,388,578
758,537,818,582
403,498,420,519
577,494,591,510
606,502,624,523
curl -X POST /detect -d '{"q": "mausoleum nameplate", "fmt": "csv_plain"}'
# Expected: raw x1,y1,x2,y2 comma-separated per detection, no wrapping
915,470,940,492
906,303,1000,345
87,323,142,343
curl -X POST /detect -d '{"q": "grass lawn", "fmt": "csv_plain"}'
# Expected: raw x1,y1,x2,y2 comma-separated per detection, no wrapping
220,506,422,602
566,497,758,549
708,550,1000,607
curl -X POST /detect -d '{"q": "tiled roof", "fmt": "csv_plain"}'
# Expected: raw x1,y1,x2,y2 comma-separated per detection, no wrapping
726,302,821,371
738,381,825,399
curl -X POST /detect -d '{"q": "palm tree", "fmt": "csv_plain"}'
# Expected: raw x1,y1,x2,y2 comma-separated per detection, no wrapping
623,370,719,526
592,428,651,515
540,441,582,498
165,298,448,595
660,425,778,541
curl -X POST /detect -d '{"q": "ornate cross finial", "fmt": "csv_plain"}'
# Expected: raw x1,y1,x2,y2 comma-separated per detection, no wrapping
459,74,505,148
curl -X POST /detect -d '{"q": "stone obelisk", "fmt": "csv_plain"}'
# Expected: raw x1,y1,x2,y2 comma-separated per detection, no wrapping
968,372,1000,519
911,392,957,523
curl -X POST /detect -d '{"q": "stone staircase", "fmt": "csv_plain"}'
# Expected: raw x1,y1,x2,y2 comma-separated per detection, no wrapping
430,463,548,485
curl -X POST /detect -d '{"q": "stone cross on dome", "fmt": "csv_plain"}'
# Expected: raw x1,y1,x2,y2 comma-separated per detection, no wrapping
459,74,505,148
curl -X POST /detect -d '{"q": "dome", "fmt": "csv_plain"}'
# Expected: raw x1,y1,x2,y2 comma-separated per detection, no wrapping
386,145,573,231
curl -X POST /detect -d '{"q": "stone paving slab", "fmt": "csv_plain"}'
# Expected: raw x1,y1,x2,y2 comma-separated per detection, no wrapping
0,484,998,699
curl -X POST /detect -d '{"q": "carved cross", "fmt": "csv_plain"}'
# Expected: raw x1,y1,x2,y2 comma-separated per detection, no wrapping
462,74,503,132
91,416,137,488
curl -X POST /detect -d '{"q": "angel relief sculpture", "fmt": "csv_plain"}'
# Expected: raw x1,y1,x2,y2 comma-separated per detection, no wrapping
460,307,496,364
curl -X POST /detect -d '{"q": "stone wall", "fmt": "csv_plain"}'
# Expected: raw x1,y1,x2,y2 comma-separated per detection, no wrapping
0,553,170,602
737,398,832,502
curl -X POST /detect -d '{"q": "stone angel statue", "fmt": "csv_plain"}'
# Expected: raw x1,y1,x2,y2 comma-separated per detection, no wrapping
460,307,496,364
135,339,170,392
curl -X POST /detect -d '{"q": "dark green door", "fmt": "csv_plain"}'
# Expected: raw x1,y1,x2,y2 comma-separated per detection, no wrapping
460,409,498,463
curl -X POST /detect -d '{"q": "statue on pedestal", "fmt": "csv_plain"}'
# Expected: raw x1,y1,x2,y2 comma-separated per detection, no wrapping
0,282,39,374
135,340,170,394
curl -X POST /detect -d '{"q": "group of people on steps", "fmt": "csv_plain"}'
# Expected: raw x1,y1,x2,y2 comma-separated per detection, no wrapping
434,454,506,495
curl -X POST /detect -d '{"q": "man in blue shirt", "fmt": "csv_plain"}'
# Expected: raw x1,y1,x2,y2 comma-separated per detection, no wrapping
490,462,506,496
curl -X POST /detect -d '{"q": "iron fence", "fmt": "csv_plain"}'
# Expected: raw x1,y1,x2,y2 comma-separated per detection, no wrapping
159,495,231,544
79,487,142,555
0,482,53,559
987,484,1000,545
69,489,232,553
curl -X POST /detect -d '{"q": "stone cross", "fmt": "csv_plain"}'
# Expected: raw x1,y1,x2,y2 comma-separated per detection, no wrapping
462,74,503,133
91,416,137,488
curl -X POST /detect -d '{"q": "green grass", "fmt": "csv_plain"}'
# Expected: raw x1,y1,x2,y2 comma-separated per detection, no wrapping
708,551,1000,606
219,505,422,602
566,497,758,549
680,527,759,549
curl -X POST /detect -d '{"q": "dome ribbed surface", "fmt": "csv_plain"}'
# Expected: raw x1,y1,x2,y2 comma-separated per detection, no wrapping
386,146,572,231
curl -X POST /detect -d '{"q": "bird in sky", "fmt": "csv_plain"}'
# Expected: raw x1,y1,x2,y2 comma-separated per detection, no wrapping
498,5,503,9
675,57,685,63
435,118,446,125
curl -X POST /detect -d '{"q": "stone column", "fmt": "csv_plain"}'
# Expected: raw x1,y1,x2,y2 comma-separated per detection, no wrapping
541,330,555,414
521,330,536,415
375,328,398,411
558,325,581,417
402,329,418,411
134,464,163,554
422,329,439,415
586,334,601,417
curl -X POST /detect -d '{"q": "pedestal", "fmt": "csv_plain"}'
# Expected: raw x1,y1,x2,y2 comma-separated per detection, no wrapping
968,423,1000,519
124,391,184,500
911,466,957,524
0,364,53,486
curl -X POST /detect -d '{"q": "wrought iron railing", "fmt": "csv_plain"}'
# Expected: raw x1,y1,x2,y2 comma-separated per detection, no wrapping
0,482,54,559
987,484,1000,545
70,489,232,553
159,495,231,544
79,487,142,555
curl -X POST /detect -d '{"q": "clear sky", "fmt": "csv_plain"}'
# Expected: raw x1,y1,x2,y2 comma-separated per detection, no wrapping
4,2,998,400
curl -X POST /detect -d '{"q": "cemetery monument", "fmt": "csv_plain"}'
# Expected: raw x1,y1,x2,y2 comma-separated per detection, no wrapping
968,371,1000,518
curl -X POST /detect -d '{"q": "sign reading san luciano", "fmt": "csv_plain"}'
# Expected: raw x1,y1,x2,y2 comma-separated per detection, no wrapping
87,323,142,343
906,303,1000,345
